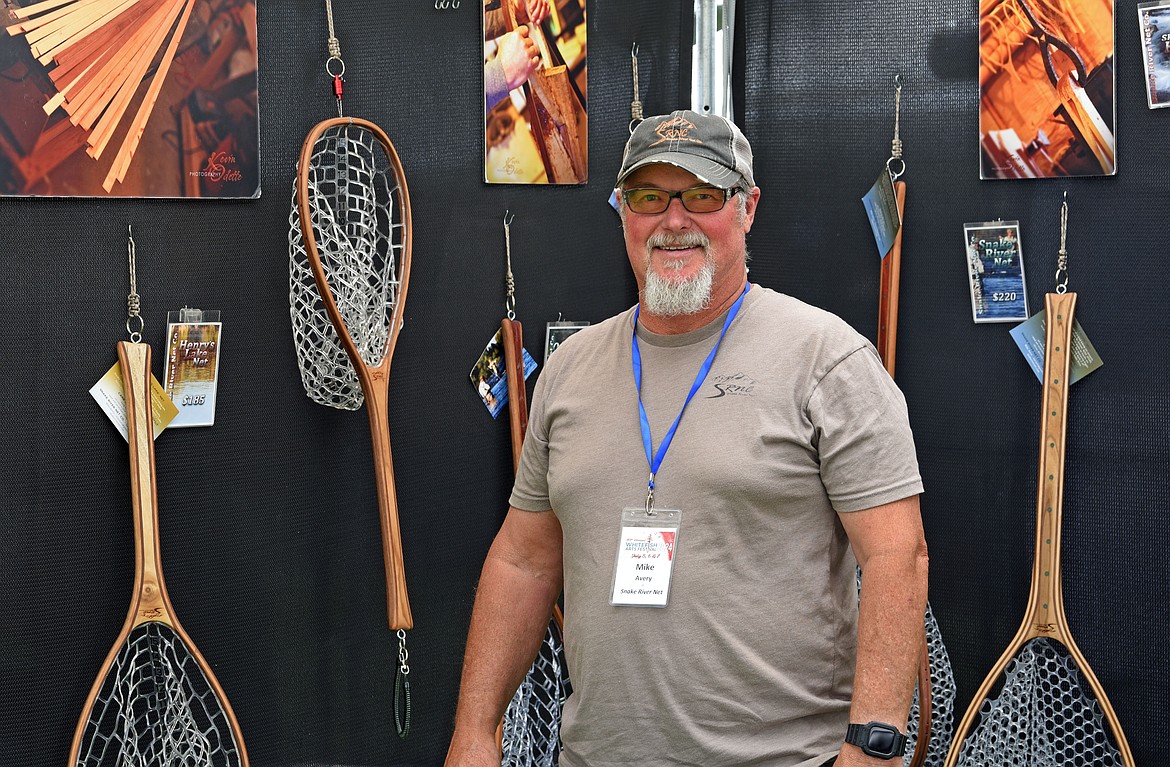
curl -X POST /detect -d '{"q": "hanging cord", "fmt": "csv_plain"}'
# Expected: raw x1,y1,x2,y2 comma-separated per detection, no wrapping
886,75,905,181
629,43,643,133
1055,192,1069,294
394,629,411,738
324,0,346,117
126,224,143,343
503,211,517,320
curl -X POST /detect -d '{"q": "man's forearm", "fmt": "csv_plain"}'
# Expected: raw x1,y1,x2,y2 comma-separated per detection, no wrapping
453,552,561,734
850,546,929,728
446,509,564,764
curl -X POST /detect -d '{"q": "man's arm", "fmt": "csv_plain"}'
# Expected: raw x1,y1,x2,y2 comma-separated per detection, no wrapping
836,494,929,766
445,506,564,767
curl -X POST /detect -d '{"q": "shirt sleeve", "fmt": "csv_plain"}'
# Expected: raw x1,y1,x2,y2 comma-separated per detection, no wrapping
806,345,924,512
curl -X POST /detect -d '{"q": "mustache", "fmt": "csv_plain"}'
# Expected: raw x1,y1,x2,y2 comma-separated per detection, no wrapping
646,232,710,251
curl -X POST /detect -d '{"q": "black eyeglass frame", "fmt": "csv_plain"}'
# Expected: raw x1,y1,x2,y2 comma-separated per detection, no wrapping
620,185,741,214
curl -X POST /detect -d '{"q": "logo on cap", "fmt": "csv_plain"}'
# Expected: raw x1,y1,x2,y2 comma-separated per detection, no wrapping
650,115,703,147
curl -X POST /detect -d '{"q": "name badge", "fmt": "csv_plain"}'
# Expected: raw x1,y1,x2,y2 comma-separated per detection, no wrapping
610,508,681,608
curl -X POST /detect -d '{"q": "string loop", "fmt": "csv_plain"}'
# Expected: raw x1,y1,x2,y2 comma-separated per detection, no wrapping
504,211,517,320
324,0,346,116
886,75,905,180
629,43,643,133
1055,192,1069,294
126,224,143,343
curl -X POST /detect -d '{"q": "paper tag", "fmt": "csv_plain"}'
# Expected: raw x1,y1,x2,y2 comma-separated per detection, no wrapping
610,508,681,607
1009,309,1104,384
90,361,180,441
545,320,589,364
469,328,537,419
963,221,1031,323
862,169,901,259
162,309,222,427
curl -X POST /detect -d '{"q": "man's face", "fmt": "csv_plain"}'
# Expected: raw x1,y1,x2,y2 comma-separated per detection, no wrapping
620,163,759,318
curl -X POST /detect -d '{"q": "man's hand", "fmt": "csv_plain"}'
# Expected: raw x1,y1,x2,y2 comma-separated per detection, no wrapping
524,0,550,23
499,26,540,91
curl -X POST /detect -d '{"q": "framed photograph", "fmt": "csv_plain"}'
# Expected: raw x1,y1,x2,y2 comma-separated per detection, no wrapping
483,0,587,184
979,0,1116,179
0,0,259,198
963,221,1030,323
1140,2,1170,108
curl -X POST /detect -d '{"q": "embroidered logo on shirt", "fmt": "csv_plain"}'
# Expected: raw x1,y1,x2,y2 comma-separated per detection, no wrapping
706,372,756,398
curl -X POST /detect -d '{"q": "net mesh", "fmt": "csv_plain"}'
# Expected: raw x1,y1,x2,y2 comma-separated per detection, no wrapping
955,637,1124,767
501,619,570,767
289,122,405,410
74,622,242,767
907,601,956,767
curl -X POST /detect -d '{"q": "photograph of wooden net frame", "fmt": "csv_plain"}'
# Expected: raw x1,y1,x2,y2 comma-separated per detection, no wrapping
483,0,587,185
979,0,1116,179
0,0,258,197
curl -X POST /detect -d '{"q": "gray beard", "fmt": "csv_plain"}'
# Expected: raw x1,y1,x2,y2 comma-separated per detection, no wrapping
642,233,714,316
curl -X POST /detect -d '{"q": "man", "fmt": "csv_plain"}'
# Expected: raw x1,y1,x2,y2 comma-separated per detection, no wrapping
445,110,928,767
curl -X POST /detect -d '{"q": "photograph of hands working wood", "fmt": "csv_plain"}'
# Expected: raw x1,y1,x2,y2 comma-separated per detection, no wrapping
1,2,1165,767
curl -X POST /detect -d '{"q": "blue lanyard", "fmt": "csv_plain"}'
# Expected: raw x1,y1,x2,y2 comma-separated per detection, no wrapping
632,284,749,513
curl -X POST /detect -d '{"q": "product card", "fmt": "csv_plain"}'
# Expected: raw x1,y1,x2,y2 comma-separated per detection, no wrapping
1139,2,1170,108
1009,309,1103,385
90,362,179,441
545,320,590,364
862,169,902,259
963,221,1030,323
469,328,537,418
162,310,222,427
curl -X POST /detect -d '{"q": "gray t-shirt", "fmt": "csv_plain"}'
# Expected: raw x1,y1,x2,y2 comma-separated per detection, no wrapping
511,285,923,767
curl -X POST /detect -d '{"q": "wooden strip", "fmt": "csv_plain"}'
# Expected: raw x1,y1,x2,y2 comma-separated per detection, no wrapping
49,46,112,112
48,0,151,75
106,0,196,188
52,0,161,117
12,0,81,21
80,0,177,144
30,0,139,60
179,103,201,196
70,0,171,132
64,17,151,125
17,0,109,41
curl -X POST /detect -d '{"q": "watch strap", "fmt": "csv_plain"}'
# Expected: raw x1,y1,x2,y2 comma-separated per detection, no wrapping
845,721,907,760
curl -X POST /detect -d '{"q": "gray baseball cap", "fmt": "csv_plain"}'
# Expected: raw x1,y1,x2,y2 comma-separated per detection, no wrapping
616,109,755,190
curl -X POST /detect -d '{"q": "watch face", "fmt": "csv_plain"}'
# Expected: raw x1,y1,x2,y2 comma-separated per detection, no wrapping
868,728,897,755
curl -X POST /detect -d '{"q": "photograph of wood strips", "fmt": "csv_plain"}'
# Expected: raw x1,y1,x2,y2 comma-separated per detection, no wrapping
0,0,258,197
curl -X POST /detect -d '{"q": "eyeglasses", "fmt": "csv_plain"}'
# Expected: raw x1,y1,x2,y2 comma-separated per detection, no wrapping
621,185,739,214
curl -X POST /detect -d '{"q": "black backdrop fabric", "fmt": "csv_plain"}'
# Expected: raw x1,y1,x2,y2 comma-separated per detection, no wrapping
1,2,1166,766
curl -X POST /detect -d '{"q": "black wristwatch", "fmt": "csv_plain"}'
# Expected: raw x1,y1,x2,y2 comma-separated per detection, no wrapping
844,721,907,760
